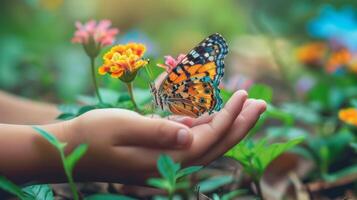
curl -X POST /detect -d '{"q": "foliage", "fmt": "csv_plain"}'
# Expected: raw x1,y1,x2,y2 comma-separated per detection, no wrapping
0,177,53,200
226,137,304,180
198,175,233,193
32,127,88,200
1,1,357,199
147,154,202,199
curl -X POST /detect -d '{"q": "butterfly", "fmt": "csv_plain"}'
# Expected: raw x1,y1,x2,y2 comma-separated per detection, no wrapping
150,33,228,118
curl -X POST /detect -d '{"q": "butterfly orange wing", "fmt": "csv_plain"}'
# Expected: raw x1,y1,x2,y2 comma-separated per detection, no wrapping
156,33,228,117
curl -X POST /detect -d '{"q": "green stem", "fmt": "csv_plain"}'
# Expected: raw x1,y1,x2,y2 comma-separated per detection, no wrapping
126,82,139,112
59,151,79,200
90,56,103,104
168,192,174,200
253,179,264,200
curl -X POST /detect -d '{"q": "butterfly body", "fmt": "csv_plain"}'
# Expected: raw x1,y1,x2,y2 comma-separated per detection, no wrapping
151,33,228,117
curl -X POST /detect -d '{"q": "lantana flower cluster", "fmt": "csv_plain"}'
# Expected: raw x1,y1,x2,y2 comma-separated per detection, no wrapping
98,43,148,79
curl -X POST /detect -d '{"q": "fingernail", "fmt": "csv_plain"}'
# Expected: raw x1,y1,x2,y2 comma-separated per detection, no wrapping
255,100,267,114
238,90,248,96
177,129,190,146
173,116,185,122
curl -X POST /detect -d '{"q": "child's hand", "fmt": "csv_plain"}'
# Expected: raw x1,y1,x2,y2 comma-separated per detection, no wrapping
49,90,265,184
7,90,264,184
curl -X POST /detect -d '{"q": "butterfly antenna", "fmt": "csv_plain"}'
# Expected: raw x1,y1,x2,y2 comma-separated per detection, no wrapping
144,59,154,81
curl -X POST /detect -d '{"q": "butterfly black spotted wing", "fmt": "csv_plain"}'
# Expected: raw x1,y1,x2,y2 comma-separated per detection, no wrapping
151,33,228,117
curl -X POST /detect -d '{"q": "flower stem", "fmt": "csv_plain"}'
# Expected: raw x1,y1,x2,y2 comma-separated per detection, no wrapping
126,82,139,112
90,56,103,104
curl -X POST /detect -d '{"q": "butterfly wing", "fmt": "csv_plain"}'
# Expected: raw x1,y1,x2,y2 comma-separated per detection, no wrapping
178,33,228,84
165,78,221,117
157,33,228,117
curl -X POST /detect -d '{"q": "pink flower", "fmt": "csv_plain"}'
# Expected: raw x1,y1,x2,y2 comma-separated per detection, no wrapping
157,54,186,72
71,19,119,47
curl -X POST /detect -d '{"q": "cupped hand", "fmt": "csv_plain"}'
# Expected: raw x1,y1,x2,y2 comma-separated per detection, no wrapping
44,90,266,184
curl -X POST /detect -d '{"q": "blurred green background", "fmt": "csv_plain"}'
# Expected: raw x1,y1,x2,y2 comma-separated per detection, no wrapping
0,0,356,102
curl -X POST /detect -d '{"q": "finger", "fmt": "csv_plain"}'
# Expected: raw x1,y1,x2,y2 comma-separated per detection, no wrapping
114,116,193,149
171,113,214,128
193,99,267,165
208,90,248,133
190,113,214,127
169,115,195,127
243,98,255,108
188,90,248,157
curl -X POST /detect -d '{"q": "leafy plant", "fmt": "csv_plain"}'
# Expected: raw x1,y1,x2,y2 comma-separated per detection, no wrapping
0,176,54,200
22,185,54,200
33,126,88,200
0,176,29,200
147,154,202,200
301,128,354,178
225,137,304,199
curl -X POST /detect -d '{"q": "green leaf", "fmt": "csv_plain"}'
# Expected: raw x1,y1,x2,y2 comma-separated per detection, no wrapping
248,84,273,103
22,184,54,200
255,137,305,176
85,194,138,200
57,113,75,120
212,193,220,200
307,81,330,109
176,166,203,179
66,144,88,174
147,178,171,190
157,154,180,183
198,175,233,193
221,189,247,200
0,176,27,199
226,137,304,179
117,93,131,103
174,181,191,190
32,126,65,151
322,164,357,183
77,105,97,116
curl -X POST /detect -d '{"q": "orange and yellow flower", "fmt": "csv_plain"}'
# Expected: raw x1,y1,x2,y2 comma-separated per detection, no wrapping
296,42,327,66
339,108,357,127
98,43,148,79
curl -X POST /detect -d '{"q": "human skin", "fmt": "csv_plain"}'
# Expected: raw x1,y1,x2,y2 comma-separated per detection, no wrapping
0,91,60,124
0,90,266,185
